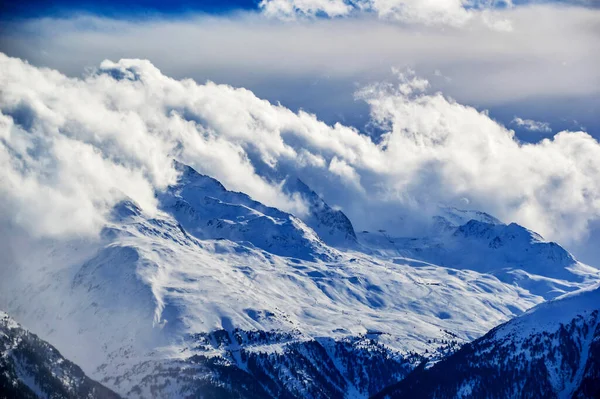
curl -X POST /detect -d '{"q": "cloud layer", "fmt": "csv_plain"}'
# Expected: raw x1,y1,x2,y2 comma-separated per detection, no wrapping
2,53,600,265
2,5,597,137
259,0,514,28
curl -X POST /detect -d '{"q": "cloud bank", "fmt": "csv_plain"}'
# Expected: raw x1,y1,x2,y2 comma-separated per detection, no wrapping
259,0,514,28
1,5,597,134
2,53,600,264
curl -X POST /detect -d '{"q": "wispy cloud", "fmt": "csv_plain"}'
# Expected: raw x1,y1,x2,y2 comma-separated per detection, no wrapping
259,0,514,28
512,117,551,133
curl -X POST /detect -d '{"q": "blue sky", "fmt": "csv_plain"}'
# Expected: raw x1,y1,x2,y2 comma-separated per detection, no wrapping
0,0,258,18
3,0,596,18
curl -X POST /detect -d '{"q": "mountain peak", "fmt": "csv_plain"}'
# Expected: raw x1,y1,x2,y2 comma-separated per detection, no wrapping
173,160,228,193
283,176,357,247
160,163,335,261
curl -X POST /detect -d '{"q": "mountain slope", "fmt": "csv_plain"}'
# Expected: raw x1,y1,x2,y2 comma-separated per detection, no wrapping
373,284,600,399
359,217,598,299
101,330,421,398
0,311,120,399
0,163,597,398
432,207,502,233
159,162,336,261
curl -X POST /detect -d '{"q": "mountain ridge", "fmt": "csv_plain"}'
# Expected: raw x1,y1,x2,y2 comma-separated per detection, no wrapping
0,311,121,399
0,162,598,398
372,284,600,399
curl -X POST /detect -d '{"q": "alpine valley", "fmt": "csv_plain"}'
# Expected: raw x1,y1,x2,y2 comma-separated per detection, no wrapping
1,162,599,399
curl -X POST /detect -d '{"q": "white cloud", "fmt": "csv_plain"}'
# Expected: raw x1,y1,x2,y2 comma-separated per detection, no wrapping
0,55,307,237
512,117,552,133
329,156,363,189
1,54,600,261
1,6,597,122
260,0,353,19
259,0,514,28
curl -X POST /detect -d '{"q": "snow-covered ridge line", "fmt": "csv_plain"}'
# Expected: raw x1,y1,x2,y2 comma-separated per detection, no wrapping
373,285,600,399
0,311,121,399
0,163,598,398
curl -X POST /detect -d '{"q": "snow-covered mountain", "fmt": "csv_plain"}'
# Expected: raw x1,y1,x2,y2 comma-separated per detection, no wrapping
159,161,336,261
0,163,598,398
282,177,357,247
373,283,600,399
0,311,120,399
359,213,598,299
433,207,502,231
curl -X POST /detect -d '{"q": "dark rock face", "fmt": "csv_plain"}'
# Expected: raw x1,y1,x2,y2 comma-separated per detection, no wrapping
0,312,121,399
373,291,600,399
574,325,600,399
106,329,422,399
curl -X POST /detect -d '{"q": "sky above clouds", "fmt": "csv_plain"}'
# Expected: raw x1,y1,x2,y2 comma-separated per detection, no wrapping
1,0,600,264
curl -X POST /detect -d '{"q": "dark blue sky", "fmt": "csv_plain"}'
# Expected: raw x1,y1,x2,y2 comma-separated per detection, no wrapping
0,0,259,19
4,0,595,19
